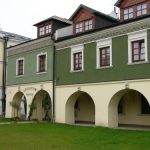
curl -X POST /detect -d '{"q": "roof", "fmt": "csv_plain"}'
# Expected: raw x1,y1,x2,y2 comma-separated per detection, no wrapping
114,0,123,7
56,14,150,42
69,4,119,22
0,30,30,42
34,15,72,26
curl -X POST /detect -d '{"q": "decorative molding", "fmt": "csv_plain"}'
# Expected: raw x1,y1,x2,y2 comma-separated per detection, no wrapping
8,36,52,56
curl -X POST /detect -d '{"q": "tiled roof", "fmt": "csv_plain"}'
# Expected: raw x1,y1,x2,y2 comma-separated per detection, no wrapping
34,15,72,26
114,0,123,7
0,30,30,42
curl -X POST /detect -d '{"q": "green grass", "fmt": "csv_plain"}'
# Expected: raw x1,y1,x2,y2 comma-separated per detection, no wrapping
0,118,12,122
0,123,149,150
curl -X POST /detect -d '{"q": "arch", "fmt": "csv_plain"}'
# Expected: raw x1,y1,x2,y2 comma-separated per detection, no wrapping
11,91,27,119
65,91,95,125
29,90,52,121
108,89,150,127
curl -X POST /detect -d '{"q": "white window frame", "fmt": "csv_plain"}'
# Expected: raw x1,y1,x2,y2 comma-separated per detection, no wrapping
37,52,47,74
96,38,112,69
16,58,24,76
128,30,148,65
71,44,84,72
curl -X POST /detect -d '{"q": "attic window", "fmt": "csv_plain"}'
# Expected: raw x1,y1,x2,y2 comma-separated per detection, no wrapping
137,3,147,16
124,7,133,20
38,23,52,36
75,19,93,33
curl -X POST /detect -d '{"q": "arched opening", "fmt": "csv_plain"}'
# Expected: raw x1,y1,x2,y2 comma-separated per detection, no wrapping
66,91,95,125
11,91,27,119
29,90,52,121
108,89,150,128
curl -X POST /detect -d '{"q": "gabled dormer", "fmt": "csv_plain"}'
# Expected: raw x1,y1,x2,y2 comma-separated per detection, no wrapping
34,16,72,38
115,0,150,21
69,4,118,34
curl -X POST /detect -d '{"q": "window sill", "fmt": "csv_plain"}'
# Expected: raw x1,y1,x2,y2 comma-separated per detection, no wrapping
128,61,149,65
96,65,113,69
70,69,84,73
16,75,24,77
36,71,47,74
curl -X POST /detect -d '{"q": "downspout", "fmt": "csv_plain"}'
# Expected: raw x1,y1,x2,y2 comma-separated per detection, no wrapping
51,34,55,122
2,36,8,117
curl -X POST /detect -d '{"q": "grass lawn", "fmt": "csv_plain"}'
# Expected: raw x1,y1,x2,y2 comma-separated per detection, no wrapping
0,123,150,150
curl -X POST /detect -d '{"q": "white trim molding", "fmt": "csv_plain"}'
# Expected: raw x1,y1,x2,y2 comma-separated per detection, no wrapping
70,44,84,72
128,29,148,64
96,38,112,69
36,52,47,74
16,58,24,77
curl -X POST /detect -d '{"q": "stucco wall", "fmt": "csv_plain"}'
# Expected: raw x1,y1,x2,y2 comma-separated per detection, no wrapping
6,81,53,119
55,79,150,127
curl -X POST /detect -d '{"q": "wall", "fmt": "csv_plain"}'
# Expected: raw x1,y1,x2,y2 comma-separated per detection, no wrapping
7,46,53,85
56,30,150,86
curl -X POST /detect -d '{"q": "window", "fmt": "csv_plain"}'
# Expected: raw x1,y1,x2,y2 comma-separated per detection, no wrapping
141,95,150,114
99,47,110,67
96,38,112,68
45,24,52,34
137,3,147,16
38,23,52,36
71,45,84,72
124,7,133,20
75,23,83,33
75,19,93,33
39,27,45,36
16,58,24,76
37,53,47,73
128,30,148,64
85,20,93,31
132,40,145,62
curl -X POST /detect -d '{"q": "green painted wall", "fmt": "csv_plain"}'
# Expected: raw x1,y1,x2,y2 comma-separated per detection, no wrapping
7,46,53,85
56,30,150,85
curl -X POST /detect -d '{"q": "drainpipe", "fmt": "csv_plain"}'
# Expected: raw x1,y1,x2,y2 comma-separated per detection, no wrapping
51,34,55,122
2,36,8,117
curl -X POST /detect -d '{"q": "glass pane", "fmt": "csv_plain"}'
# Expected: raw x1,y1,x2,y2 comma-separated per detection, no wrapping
124,14,128,20
141,48,145,54
124,9,128,14
142,3,147,9
85,21,89,26
137,11,141,16
129,13,133,18
142,9,147,15
133,42,138,48
107,47,110,53
89,25,92,29
140,54,145,60
134,49,139,55
134,55,139,61
129,8,133,13
137,5,141,11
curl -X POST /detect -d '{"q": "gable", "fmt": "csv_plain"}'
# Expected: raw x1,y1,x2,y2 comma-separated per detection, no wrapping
72,8,94,23
120,0,147,8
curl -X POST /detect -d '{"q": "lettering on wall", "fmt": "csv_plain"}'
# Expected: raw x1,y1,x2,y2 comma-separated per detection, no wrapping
23,87,37,96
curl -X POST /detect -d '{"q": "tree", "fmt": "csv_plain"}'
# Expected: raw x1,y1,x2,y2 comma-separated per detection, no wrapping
42,93,51,121
10,100,20,120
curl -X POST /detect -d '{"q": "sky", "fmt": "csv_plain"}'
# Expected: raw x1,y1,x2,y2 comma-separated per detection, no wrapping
0,0,118,39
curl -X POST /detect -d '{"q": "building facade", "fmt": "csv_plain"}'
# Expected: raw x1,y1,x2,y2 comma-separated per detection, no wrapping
0,30,30,116
6,0,150,128
55,1,150,127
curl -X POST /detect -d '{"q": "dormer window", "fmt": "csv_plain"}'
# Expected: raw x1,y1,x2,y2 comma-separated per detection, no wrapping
76,22,83,33
85,20,93,31
75,19,93,33
38,23,52,37
137,3,147,16
124,7,133,20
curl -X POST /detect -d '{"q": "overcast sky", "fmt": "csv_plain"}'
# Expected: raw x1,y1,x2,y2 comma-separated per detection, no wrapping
0,0,118,39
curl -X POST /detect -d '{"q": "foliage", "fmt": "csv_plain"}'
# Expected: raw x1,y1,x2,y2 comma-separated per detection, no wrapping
42,93,51,121
10,101,20,119
28,98,37,121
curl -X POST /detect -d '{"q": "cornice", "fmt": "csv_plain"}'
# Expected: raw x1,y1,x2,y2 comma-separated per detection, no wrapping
8,36,53,56
56,17,150,49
